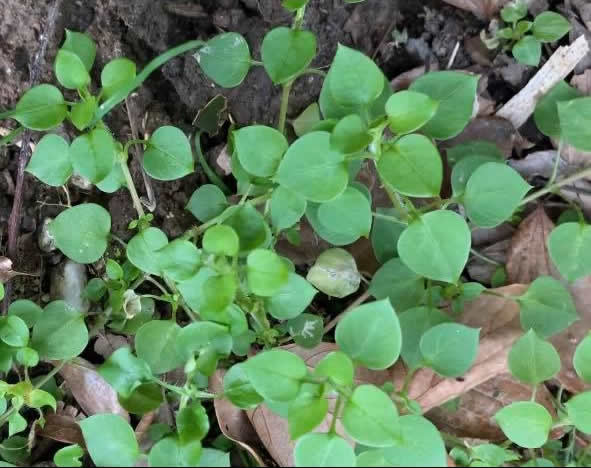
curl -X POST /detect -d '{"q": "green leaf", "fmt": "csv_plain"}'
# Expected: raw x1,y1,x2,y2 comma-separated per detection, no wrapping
306,202,360,246
517,276,578,338
199,449,229,467
247,249,289,297
371,208,405,263
494,402,552,448
197,33,251,88
61,30,96,71
534,81,581,139
266,273,317,320
294,433,355,467
176,321,233,360
135,320,185,374
149,436,201,467
558,97,591,151
464,163,531,228
288,393,328,439
55,49,90,89
27,389,57,411
80,414,140,467
13,84,67,131
399,306,451,370
262,27,316,84
282,0,310,11
342,384,400,447
243,350,307,402
336,299,401,370
398,210,471,283
26,134,72,186
316,186,372,241
383,415,447,467
292,102,322,137
512,36,542,66
187,184,228,222
314,351,354,387
0,316,28,348
471,444,519,466
144,126,193,181
8,299,43,328
98,347,153,398
330,115,372,154
223,364,264,409
70,96,97,131
369,258,425,313
508,330,561,384
32,301,88,360
177,402,209,443
327,44,384,109
49,203,110,264
203,225,239,257
271,186,307,231
565,391,591,434
127,227,168,275
54,444,84,468
101,58,136,99
8,412,26,437
234,125,288,177
15,347,39,367
574,333,591,383
70,128,116,183
501,1,528,23
276,132,348,203
378,134,442,197
532,12,571,42
420,323,480,377
447,140,504,165
287,313,324,349
549,222,591,282
223,205,271,254
96,162,126,193
306,248,360,298
451,155,500,197
202,274,237,317
385,90,439,135
409,71,478,140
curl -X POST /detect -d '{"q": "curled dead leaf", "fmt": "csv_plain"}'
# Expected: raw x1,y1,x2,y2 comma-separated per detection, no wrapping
57,358,129,422
37,413,85,447
211,370,265,467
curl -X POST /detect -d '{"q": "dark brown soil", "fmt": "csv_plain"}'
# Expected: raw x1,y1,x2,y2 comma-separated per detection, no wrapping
0,0,483,296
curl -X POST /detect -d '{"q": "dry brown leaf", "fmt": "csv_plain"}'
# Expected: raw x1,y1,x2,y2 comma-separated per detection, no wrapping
571,69,591,95
93,333,129,359
58,358,129,421
426,373,556,440
441,0,510,19
442,117,516,159
211,370,265,467
506,206,559,283
0,257,17,283
37,413,85,447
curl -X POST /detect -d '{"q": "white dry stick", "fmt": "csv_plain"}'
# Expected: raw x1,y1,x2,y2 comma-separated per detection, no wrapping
496,34,590,129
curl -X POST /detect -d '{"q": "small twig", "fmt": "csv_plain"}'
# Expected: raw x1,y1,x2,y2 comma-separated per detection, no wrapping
324,290,371,334
446,41,461,69
125,98,156,212
496,34,590,128
470,248,501,266
3,0,61,313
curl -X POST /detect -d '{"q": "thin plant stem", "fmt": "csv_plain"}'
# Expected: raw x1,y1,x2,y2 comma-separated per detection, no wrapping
520,165,591,206
372,212,408,226
329,395,344,434
123,139,147,155
93,40,206,123
324,290,371,333
194,132,231,194
549,139,564,186
470,248,501,266
120,157,146,218
278,81,294,135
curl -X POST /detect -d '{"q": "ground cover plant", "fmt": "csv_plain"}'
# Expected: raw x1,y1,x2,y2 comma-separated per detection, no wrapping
0,0,591,466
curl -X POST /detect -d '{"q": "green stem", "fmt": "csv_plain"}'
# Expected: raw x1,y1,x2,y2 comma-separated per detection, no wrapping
400,367,418,395
194,132,231,194
163,277,199,322
123,139,148,155
120,155,146,218
0,126,25,147
154,378,191,397
470,248,501,266
278,81,294,135
299,68,327,77
548,139,564,186
93,39,206,124
372,212,408,226
329,395,344,434
520,165,591,206
293,5,306,30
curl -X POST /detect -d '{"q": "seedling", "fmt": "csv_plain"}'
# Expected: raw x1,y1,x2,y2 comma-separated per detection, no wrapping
1,0,591,466
481,0,571,66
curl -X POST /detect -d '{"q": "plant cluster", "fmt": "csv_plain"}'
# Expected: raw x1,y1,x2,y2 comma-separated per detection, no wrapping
0,0,591,466
481,0,571,66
